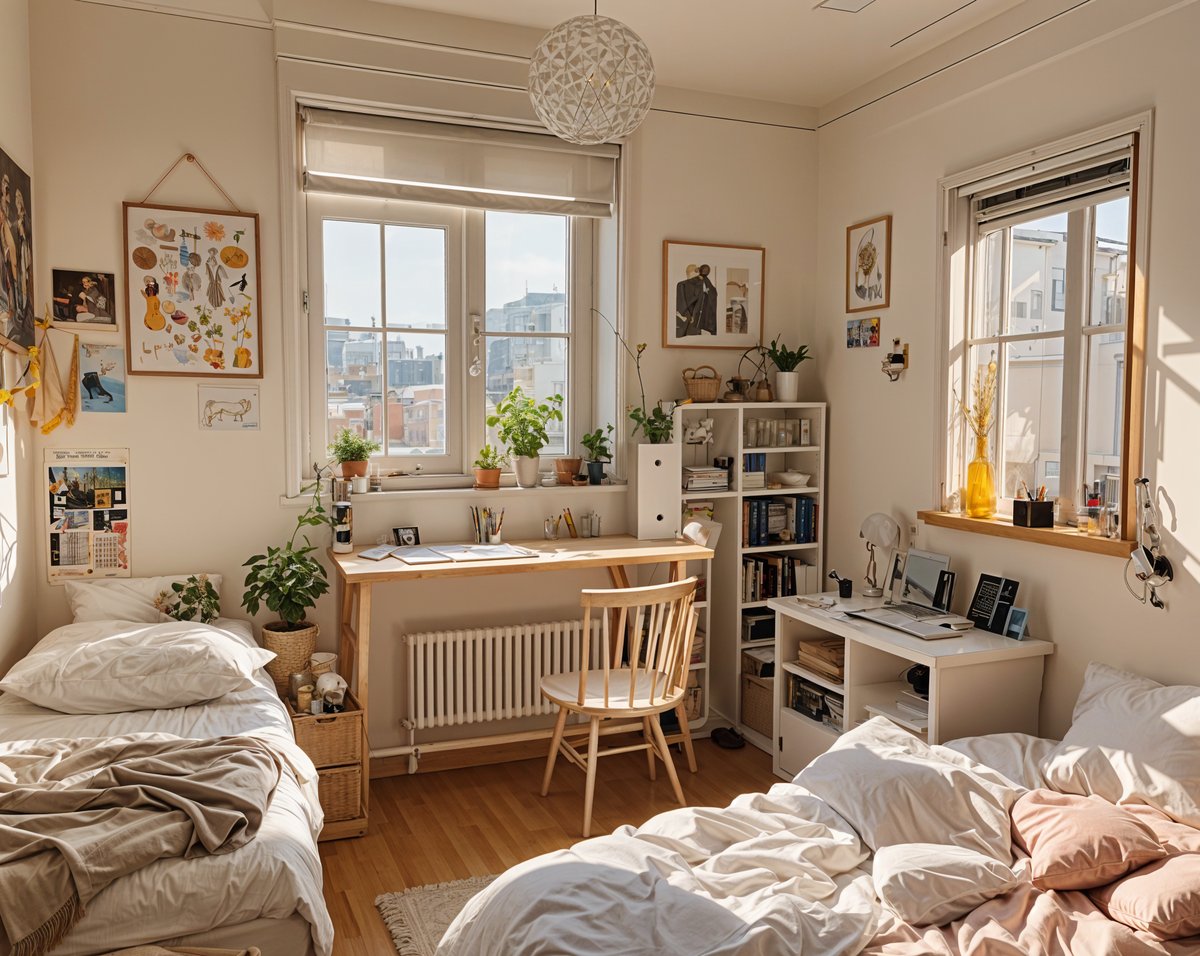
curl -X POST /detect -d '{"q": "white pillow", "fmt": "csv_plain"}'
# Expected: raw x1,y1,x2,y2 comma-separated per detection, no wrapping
1041,662,1200,826
873,843,1026,926
0,619,272,714
797,717,1016,860
64,574,223,623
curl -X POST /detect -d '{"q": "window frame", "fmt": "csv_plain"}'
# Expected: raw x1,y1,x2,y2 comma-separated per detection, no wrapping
933,114,1152,547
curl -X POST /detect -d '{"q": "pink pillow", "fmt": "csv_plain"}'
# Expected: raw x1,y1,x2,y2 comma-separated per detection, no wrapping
1090,854,1200,940
1011,789,1166,890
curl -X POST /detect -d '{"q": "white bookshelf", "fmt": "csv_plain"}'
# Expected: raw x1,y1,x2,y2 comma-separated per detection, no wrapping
675,402,827,753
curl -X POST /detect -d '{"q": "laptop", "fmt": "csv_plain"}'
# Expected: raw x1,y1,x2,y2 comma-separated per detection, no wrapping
847,548,972,640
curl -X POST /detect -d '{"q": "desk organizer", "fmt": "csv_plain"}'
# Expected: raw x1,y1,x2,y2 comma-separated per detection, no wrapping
1012,499,1054,528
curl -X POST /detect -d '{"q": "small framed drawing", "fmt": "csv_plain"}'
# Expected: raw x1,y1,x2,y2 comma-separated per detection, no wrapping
123,201,262,378
1003,606,1029,640
52,270,117,331
846,214,891,313
392,526,421,547
662,240,764,349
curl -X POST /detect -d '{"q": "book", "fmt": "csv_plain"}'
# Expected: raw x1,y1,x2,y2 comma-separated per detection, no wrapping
358,545,398,561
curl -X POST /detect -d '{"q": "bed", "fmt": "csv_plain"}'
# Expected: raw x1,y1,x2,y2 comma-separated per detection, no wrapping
0,609,334,956
440,661,1200,956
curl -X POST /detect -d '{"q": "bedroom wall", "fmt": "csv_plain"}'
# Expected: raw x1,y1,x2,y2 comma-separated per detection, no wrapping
814,1,1200,738
26,0,816,748
0,0,40,675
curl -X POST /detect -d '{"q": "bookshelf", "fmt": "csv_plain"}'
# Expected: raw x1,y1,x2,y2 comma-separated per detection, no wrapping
675,402,827,753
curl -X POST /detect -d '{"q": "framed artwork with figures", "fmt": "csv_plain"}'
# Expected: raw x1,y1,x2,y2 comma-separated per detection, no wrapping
846,214,891,313
123,201,262,377
662,240,764,349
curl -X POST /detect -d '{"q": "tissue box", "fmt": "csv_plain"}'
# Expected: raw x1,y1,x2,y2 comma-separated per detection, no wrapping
1012,499,1054,528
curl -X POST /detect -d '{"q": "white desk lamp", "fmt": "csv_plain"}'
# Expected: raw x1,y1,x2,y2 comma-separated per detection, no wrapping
860,513,900,597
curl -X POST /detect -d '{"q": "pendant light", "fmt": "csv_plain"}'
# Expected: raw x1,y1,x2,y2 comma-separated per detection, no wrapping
528,3,655,146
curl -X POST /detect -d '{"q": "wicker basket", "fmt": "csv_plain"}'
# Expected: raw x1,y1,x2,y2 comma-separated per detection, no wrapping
309,652,338,677
740,673,774,738
292,694,362,768
318,765,361,822
262,622,319,695
682,365,721,402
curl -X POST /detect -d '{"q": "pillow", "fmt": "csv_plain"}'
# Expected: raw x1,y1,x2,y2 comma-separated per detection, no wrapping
1041,662,1200,826
1090,853,1200,940
873,842,1026,926
1011,789,1166,890
64,574,223,624
797,716,1016,861
0,619,272,714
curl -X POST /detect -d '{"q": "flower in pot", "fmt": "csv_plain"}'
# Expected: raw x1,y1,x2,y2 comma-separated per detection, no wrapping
472,443,508,490
580,424,614,485
241,477,332,694
765,336,811,403
486,386,563,488
329,427,381,479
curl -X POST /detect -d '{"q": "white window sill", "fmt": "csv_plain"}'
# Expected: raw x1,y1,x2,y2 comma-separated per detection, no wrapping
280,481,628,507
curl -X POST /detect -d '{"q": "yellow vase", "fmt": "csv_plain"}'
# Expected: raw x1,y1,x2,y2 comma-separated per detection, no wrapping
965,436,997,518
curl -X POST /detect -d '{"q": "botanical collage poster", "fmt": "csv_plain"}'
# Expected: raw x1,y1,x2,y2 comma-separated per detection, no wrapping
123,202,262,377
45,448,130,582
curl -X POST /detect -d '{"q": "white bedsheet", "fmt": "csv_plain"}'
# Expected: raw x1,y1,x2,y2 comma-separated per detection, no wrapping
0,618,334,956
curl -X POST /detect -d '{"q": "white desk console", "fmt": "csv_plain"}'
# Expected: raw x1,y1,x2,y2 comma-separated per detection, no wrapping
766,594,1054,780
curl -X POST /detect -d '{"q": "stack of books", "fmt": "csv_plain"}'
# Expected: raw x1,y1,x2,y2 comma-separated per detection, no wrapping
795,638,845,683
741,453,768,489
683,466,729,492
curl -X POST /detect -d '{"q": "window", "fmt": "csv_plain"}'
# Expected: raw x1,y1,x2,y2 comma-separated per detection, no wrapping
301,108,618,477
939,117,1149,540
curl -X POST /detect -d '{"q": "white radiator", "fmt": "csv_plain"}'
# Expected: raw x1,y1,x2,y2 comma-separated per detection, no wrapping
402,620,603,730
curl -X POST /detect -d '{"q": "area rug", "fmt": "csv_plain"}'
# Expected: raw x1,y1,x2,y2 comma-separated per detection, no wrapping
375,875,497,956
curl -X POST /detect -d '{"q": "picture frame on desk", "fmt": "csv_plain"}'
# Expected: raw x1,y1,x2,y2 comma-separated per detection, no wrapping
1004,606,1029,640
392,526,421,547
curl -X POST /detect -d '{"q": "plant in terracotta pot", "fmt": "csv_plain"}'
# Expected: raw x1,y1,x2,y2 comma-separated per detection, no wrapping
472,443,508,490
580,424,614,485
486,386,563,488
241,476,332,694
329,428,381,478
765,336,811,403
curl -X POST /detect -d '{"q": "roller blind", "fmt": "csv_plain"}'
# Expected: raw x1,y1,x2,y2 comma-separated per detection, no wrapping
301,107,619,218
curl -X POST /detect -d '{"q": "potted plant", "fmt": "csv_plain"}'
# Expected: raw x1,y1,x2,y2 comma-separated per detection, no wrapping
241,476,332,694
765,336,811,402
329,427,381,478
580,424,614,485
472,443,508,490
593,309,676,444
486,386,563,488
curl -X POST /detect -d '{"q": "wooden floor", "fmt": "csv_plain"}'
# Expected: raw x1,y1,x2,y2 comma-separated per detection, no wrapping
319,736,778,956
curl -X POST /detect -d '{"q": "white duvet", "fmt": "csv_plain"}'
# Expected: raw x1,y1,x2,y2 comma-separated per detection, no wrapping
0,618,334,956
440,718,1023,956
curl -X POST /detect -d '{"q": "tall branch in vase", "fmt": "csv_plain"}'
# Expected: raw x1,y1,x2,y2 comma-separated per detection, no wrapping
957,355,999,518
593,309,675,444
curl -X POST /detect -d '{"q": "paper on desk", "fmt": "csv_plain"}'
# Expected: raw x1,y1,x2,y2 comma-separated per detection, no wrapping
433,544,538,561
393,546,452,565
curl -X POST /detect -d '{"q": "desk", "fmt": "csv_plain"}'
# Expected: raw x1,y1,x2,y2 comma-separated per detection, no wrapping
767,594,1054,779
327,534,713,838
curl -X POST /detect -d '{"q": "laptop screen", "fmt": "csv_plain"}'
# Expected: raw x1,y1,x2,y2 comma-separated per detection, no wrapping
894,548,951,609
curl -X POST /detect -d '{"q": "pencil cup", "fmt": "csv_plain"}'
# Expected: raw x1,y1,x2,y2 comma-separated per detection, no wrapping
489,532,502,544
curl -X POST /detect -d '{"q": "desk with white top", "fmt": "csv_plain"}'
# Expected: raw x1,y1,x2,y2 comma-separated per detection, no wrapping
766,593,1054,779
327,535,713,837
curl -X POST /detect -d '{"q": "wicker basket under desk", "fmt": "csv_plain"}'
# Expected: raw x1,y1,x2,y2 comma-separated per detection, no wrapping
288,693,363,825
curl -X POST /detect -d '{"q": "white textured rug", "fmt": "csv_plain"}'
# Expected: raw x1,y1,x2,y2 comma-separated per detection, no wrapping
375,875,497,956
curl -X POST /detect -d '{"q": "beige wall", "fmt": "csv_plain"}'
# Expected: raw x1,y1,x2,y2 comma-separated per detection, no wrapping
0,0,39,674
24,0,816,747
814,2,1200,737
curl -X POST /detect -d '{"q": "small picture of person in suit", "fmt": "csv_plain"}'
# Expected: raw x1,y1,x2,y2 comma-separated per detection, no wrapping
675,263,717,337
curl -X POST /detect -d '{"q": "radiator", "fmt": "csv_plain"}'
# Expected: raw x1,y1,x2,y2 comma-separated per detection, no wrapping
402,620,602,730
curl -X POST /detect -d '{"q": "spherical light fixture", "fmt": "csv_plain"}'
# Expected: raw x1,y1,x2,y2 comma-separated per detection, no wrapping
528,14,655,146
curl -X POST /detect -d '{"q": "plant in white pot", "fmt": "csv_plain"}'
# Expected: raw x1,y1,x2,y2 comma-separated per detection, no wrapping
241,477,332,695
486,386,563,488
580,424,614,485
329,428,381,478
765,336,811,403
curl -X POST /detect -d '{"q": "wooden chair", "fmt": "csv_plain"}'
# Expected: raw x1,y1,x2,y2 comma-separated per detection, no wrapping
540,577,699,837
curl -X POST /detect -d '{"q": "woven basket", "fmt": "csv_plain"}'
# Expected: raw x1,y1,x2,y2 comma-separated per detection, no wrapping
318,765,361,822
262,622,319,695
740,673,774,737
682,365,721,402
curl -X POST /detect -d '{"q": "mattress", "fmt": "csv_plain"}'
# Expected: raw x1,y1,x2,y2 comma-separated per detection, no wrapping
0,618,334,956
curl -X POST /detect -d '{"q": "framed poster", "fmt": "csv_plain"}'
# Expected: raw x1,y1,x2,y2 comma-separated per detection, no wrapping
123,201,262,377
846,214,891,313
52,269,118,331
662,240,764,349
198,384,260,430
0,144,35,351
45,448,130,583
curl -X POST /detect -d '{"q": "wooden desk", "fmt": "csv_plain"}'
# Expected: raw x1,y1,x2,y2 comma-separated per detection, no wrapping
327,534,713,838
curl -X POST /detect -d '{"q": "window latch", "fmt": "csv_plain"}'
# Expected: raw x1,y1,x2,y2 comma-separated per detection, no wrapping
302,290,310,314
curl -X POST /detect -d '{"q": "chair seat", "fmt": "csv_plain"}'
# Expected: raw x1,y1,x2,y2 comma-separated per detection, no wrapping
541,668,682,715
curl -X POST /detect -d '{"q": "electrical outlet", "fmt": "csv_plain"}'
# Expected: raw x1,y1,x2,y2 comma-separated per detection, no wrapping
908,522,919,543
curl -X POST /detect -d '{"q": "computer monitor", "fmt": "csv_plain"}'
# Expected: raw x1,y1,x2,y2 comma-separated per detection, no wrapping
892,548,951,610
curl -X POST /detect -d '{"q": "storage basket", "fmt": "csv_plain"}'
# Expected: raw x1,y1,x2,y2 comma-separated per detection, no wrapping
292,693,362,768
740,673,774,737
317,765,361,822
261,622,318,695
309,652,338,677
682,365,721,402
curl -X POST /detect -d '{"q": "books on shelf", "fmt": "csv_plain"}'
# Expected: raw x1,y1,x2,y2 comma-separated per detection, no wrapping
741,496,819,547
683,466,729,491
795,638,845,683
690,629,707,665
740,553,815,602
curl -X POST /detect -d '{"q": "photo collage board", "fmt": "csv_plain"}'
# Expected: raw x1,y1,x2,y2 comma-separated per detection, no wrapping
45,448,131,583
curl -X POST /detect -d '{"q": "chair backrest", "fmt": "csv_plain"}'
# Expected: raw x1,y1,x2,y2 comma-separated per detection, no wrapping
578,577,698,709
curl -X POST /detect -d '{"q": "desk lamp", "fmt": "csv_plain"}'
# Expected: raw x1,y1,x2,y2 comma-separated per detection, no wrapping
860,513,900,597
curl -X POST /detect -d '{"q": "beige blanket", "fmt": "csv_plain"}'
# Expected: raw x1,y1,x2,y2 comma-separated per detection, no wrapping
0,734,282,956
